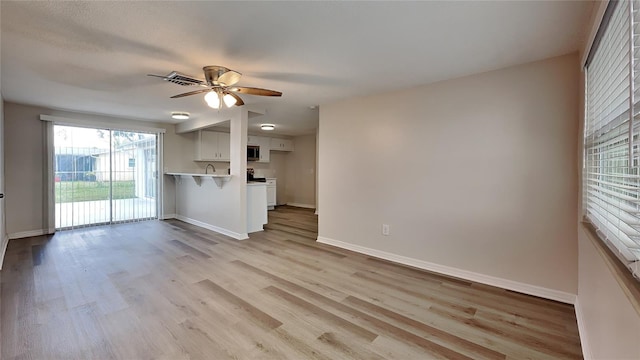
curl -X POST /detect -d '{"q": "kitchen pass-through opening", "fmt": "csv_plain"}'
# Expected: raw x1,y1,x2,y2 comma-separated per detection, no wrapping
54,125,158,229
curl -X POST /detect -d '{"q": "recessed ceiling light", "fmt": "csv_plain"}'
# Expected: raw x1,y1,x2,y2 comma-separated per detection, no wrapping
171,112,190,120
309,105,317,110
261,124,275,131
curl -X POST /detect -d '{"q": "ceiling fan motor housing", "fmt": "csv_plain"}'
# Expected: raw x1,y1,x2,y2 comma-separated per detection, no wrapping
203,65,241,87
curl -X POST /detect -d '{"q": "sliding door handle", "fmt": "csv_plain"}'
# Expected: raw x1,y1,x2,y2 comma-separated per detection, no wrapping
0,194,4,198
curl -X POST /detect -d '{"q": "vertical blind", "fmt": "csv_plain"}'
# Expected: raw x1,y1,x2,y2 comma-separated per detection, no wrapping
585,0,640,279
53,125,159,229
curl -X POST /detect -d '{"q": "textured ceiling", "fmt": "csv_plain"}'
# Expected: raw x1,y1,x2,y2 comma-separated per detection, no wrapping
1,1,592,135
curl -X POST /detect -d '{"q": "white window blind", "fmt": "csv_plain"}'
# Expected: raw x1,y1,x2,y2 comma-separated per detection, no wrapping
585,0,640,279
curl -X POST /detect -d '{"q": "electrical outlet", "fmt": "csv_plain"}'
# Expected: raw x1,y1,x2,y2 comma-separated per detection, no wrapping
382,224,390,236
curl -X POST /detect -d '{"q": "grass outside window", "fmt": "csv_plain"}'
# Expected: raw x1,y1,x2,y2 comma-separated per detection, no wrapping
55,181,136,203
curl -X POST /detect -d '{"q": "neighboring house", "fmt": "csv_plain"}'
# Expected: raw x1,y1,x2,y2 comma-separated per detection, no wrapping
54,147,99,181
93,137,157,198
54,137,156,199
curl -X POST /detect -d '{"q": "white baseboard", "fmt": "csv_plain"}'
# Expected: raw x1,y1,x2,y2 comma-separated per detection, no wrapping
175,215,249,240
286,203,316,209
160,213,177,220
8,229,48,240
317,236,577,304
574,298,592,359
0,234,9,270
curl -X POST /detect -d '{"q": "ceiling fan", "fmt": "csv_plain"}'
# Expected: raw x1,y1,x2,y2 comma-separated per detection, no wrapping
148,65,282,109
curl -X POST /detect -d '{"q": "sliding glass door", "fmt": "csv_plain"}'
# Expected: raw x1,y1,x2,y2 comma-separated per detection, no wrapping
54,125,158,229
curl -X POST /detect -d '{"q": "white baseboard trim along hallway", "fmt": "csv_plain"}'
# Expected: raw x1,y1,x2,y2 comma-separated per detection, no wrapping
175,215,249,240
574,299,593,359
8,229,49,240
286,203,316,209
160,213,177,220
0,235,9,270
317,236,577,304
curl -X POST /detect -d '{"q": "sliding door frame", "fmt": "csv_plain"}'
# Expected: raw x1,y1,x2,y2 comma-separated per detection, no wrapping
41,115,166,232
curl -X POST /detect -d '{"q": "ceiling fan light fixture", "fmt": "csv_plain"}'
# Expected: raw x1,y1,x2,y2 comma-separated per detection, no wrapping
261,124,275,131
223,93,237,107
171,112,190,120
154,65,281,110
204,91,221,109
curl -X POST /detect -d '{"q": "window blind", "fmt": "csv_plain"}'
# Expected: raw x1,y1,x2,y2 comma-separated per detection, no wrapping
585,0,640,279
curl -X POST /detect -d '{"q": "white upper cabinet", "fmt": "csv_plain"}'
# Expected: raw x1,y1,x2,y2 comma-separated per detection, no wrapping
270,138,294,151
248,135,271,163
247,135,259,145
198,131,217,160
217,132,230,161
196,131,230,162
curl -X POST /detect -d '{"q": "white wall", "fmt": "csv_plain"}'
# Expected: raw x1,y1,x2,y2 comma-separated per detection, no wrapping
285,134,316,207
4,102,46,235
319,53,579,297
173,108,249,238
576,226,640,359
3,102,177,235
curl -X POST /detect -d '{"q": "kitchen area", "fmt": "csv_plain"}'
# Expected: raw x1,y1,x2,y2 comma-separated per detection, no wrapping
163,108,316,240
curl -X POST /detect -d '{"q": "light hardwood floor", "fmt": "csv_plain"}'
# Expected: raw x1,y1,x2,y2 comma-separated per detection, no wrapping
1,206,582,359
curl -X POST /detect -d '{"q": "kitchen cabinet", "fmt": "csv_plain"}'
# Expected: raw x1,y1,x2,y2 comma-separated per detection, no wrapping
247,183,268,232
247,135,259,145
195,131,230,161
248,135,270,163
266,178,276,210
270,138,294,151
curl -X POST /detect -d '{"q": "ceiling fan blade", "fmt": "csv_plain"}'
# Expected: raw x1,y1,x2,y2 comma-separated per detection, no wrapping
170,88,212,98
226,92,244,106
218,70,242,86
229,87,282,97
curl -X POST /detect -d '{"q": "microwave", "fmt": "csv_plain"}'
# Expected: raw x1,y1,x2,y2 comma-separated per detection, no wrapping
247,145,260,161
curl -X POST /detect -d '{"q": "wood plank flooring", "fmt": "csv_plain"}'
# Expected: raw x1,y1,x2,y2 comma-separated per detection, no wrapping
1,205,582,359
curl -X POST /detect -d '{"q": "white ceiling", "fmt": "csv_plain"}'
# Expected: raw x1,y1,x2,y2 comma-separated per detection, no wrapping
0,1,592,136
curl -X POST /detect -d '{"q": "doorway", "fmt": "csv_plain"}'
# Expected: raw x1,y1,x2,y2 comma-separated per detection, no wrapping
54,125,158,229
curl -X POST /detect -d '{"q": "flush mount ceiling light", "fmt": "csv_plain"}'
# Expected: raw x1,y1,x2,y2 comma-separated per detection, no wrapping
261,124,275,131
171,112,190,120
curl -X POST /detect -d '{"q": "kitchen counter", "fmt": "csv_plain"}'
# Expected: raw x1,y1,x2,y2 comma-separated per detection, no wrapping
165,172,232,188
165,172,231,177
168,172,268,238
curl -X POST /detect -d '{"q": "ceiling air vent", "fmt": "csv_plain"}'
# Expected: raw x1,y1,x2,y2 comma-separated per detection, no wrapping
163,71,204,86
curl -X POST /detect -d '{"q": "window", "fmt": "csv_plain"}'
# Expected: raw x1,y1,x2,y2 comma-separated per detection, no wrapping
584,0,640,280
